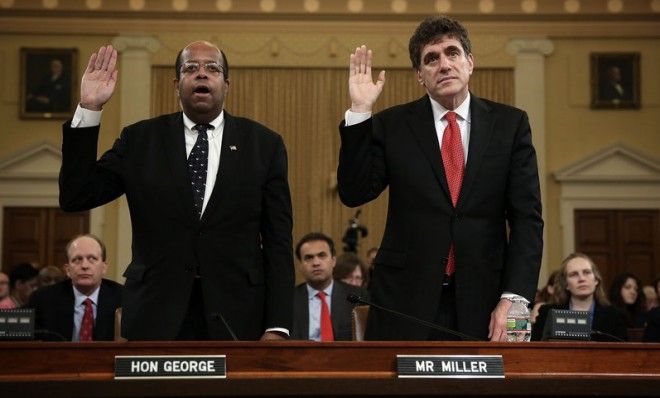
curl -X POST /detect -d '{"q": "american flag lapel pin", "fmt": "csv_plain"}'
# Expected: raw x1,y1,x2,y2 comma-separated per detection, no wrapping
229,145,238,151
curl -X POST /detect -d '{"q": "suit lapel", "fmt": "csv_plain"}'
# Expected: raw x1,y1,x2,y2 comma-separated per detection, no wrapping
406,96,451,203
457,95,494,208
201,111,241,223
294,285,310,339
59,281,75,340
162,113,199,222
330,282,345,335
93,281,110,340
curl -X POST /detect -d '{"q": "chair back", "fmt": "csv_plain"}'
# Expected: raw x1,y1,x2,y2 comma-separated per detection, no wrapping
351,305,369,341
114,307,127,342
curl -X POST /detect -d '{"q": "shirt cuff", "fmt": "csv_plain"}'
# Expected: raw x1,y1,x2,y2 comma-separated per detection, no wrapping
71,104,102,128
265,327,289,337
344,109,371,126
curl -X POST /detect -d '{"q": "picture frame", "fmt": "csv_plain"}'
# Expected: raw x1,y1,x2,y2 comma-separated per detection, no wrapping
20,48,78,119
590,52,640,109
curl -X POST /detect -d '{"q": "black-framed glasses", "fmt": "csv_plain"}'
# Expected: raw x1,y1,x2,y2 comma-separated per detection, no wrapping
180,61,224,75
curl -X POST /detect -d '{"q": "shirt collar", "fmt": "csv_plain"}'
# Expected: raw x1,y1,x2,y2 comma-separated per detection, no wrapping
182,111,225,136
306,280,334,300
73,284,101,306
429,92,471,123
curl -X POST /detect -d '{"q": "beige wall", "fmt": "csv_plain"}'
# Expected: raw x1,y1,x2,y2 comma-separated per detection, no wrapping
0,1,658,284
545,38,660,272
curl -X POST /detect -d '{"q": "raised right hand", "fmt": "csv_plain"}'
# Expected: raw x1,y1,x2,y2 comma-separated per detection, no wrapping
80,45,118,111
349,45,385,114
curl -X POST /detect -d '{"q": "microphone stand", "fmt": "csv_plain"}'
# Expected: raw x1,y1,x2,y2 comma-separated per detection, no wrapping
346,294,482,341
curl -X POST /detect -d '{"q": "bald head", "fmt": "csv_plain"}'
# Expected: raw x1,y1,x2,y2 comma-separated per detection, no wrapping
175,41,229,80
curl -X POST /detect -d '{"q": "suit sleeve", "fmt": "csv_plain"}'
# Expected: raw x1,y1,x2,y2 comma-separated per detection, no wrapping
531,304,550,341
260,134,295,331
501,111,544,303
59,122,125,211
337,117,388,207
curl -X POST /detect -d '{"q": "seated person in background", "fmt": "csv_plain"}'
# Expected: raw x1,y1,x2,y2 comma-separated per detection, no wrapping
530,270,559,324
291,232,367,341
27,234,122,341
608,272,647,328
643,285,658,311
0,263,39,309
333,252,368,288
365,246,378,285
531,253,628,342
38,265,67,288
0,271,9,300
643,280,660,342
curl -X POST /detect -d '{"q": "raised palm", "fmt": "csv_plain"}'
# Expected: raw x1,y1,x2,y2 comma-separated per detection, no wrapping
80,45,118,111
349,45,386,113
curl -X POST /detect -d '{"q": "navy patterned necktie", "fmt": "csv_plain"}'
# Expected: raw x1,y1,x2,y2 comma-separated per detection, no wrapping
188,124,212,218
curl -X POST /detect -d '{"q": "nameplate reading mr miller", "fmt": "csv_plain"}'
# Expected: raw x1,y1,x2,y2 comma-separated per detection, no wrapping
115,355,226,379
397,355,504,378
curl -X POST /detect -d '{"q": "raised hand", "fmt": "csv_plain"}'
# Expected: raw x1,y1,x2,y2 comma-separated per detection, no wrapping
80,45,118,111
349,45,385,113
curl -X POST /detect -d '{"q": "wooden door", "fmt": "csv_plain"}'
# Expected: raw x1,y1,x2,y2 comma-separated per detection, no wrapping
574,209,659,289
2,207,89,273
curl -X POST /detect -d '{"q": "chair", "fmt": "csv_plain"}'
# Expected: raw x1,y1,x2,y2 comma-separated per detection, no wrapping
351,305,369,341
114,307,127,342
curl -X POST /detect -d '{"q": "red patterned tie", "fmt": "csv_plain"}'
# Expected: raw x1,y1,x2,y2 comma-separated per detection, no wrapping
79,298,94,342
317,291,334,341
441,111,464,276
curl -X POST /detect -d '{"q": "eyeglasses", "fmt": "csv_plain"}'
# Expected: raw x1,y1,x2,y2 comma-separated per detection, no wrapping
180,61,225,75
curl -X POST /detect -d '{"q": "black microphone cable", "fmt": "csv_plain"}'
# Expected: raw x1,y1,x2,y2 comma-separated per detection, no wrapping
346,294,482,341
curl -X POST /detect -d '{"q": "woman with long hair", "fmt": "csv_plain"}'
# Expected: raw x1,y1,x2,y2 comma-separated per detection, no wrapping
608,272,647,328
531,253,628,342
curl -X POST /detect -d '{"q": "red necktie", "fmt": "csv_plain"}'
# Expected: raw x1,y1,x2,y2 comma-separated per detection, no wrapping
441,111,464,276
79,298,94,342
317,291,334,341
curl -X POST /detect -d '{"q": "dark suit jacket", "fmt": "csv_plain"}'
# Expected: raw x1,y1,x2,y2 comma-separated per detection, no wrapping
291,280,367,341
532,302,628,342
60,111,294,340
27,279,122,341
338,95,543,340
643,307,660,342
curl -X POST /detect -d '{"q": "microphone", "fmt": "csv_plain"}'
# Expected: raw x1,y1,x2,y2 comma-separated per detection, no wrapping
34,329,67,342
216,311,238,341
346,294,482,341
591,329,625,342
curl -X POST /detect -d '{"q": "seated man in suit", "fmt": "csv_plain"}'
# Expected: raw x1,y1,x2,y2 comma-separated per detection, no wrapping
291,232,366,341
27,234,122,341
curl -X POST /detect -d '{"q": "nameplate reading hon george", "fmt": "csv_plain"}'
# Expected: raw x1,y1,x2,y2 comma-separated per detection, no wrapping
397,355,504,378
115,355,226,379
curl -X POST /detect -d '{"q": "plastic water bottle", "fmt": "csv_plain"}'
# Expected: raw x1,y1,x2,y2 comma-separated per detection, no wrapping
504,295,531,342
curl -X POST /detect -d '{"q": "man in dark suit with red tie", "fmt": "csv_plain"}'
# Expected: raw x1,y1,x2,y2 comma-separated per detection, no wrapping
28,234,122,341
290,233,366,341
338,16,543,341
59,41,294,340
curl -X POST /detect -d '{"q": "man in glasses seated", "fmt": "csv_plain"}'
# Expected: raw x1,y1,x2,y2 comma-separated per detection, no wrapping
59,41,294,341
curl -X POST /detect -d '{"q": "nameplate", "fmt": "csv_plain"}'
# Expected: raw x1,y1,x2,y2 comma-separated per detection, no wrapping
115,355,226,379
397,355,504,378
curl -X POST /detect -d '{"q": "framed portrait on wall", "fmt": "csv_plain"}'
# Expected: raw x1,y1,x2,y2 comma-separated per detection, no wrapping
590,52,640,109
20,48,78,119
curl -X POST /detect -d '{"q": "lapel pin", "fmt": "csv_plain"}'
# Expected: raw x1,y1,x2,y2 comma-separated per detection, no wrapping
229,145,238,151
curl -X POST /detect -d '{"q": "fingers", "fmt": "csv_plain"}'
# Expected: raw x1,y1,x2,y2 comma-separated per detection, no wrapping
349,45,371,76
86,53,97,74
100,45,115,71
94,46,106,70
90,45,116,73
